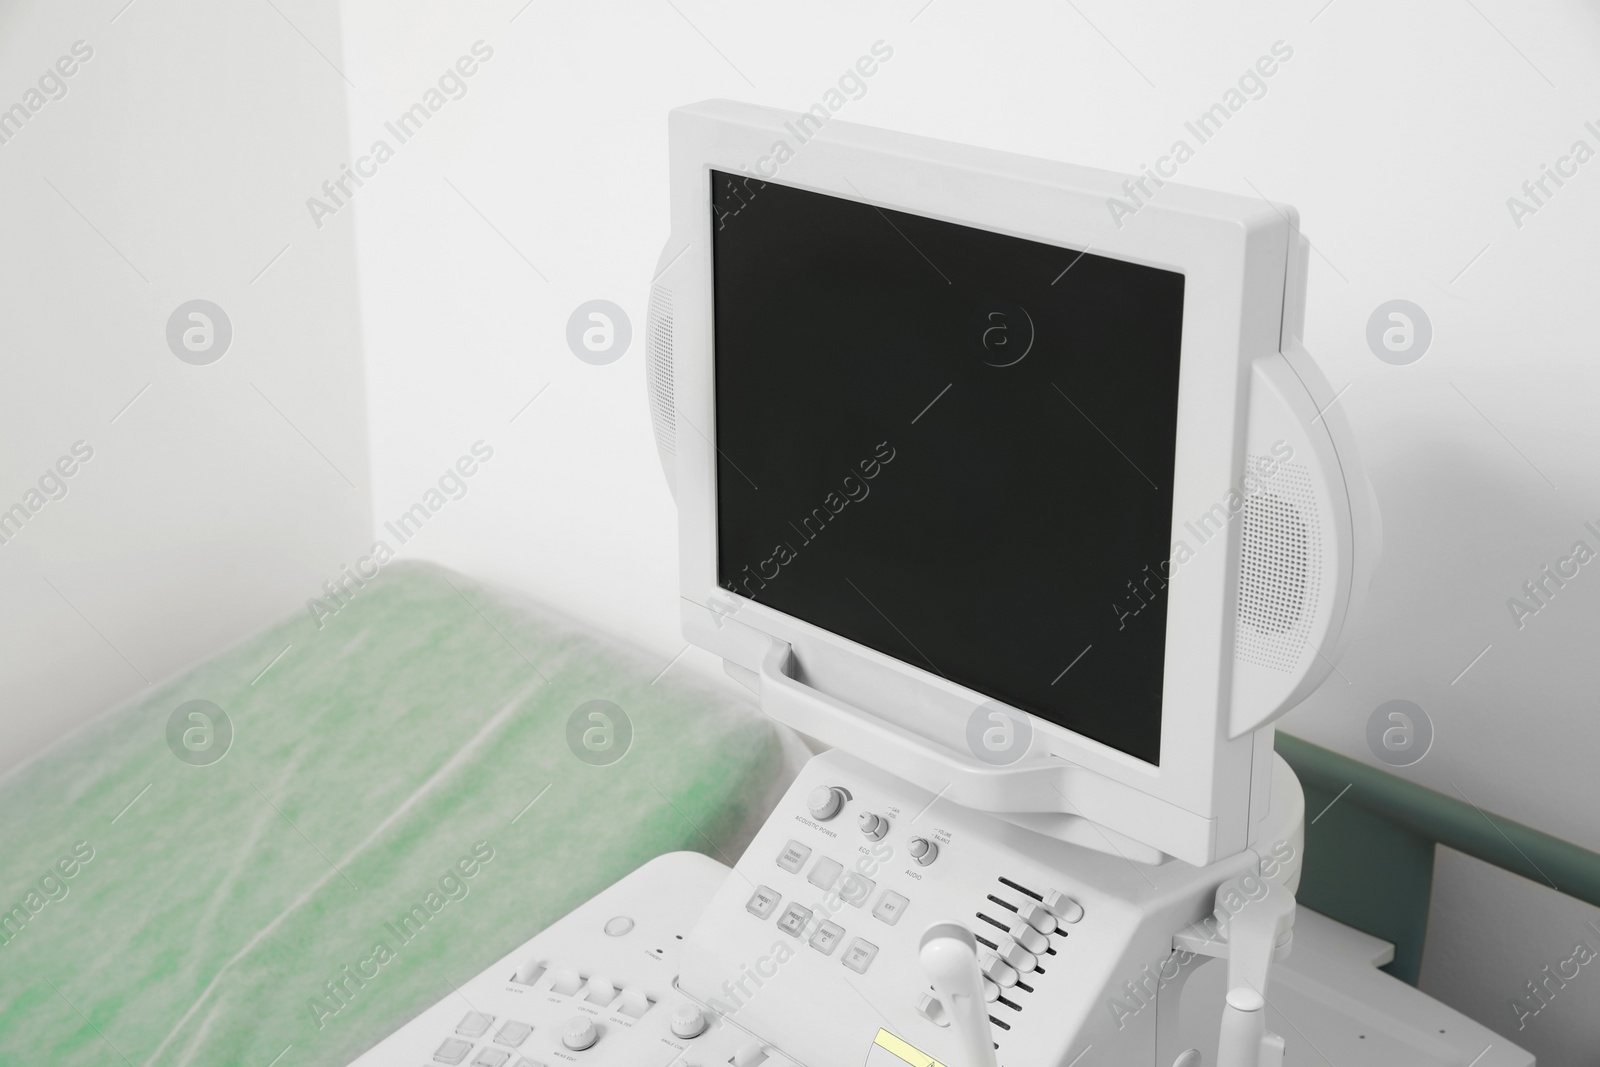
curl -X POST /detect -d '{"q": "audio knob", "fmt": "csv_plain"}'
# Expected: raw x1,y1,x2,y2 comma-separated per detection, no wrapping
670,1004,709,1039
562,1015,599,1051
908,837,939,866
807,786,847,821
858,812,890,839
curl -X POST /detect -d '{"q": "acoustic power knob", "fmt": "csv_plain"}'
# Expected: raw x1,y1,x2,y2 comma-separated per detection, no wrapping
807,785,847,821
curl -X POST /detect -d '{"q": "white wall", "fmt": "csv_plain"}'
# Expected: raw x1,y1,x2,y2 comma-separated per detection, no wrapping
338,1,1600,1061
1421,847,1600,1065
0,0,370,771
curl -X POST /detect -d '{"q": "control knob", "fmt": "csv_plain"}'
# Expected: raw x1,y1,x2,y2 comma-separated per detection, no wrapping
670,1004,709,1039
562,1015,599,1051
807,786,847,821
858,812,890,840
908,837,939,866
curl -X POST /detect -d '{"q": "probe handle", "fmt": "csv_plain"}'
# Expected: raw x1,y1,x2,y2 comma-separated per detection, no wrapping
920,922,999,1067
1217,987,1286,1067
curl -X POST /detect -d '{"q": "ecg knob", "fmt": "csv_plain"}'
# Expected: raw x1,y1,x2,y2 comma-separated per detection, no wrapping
807,786,847,821
908,837,939,866
858,812,890,839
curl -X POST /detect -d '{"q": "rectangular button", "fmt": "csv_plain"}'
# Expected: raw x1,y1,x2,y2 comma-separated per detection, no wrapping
808,921,845,955
807,857,843,891
776,901,813,938
473,1050,511,1067
842,937,879,974
434,1037,473,1065
776,839,812,873
746,885,781,919
872,890,909,926
495,1021,532,1048
457,1012,495,1038
839,872,875,907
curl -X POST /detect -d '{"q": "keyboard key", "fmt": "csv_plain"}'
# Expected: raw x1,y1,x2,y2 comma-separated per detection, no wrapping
809,920,845,955
434,1037,473,1064
776,840,812,873
473,1050,511,1067
776,901,813,938
807,857,843,891
842,937,879,974
494,1021,532,1047
872,890,909,926
838,871,875,907
746,885,781,919
457,1012,494,1038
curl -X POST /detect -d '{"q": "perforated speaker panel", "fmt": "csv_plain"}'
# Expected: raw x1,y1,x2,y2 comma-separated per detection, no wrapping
646,284,676,493
1235,458,1322,672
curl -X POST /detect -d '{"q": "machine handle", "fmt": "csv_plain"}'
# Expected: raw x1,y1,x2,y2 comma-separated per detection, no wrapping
758,639,1068,814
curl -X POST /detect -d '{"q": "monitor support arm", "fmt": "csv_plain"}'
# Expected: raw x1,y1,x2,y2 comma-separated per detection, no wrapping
1173,876,1295,1067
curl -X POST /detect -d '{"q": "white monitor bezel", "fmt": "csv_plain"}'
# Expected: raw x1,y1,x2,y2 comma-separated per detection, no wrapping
664,99,1297,865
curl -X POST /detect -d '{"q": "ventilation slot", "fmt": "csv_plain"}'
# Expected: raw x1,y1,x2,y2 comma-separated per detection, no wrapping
645,283,675,493
1235,458,1322,672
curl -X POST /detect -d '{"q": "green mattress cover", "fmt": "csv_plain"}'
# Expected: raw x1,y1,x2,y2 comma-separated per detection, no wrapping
0,561,785,1066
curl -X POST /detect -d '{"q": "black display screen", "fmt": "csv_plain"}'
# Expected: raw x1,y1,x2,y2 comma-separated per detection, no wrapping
710,170,1183,765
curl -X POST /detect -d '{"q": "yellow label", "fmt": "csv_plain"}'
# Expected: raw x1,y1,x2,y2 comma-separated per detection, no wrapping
869,1028,947,1067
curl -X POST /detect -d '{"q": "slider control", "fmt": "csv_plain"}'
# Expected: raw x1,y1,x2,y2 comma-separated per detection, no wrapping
1043,888,1084,924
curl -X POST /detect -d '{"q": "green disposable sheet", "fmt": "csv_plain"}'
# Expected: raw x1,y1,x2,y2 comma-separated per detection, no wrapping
0,562,785,1066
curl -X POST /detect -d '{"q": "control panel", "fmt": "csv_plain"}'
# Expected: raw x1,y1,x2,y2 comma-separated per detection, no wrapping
347,852,800,1067
677,750,1254,1067
346,755,1529,1067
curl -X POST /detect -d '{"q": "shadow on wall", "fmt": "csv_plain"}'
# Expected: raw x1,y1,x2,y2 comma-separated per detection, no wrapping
0,0,370,772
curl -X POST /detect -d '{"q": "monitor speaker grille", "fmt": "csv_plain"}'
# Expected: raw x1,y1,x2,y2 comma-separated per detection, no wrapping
646,284,675,491
1235,458,1321,672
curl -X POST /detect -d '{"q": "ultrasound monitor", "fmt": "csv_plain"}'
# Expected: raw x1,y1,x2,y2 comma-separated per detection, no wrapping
646,100,1379,867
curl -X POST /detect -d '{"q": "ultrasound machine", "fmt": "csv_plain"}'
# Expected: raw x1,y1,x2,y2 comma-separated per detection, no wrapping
351,102,1532,1067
